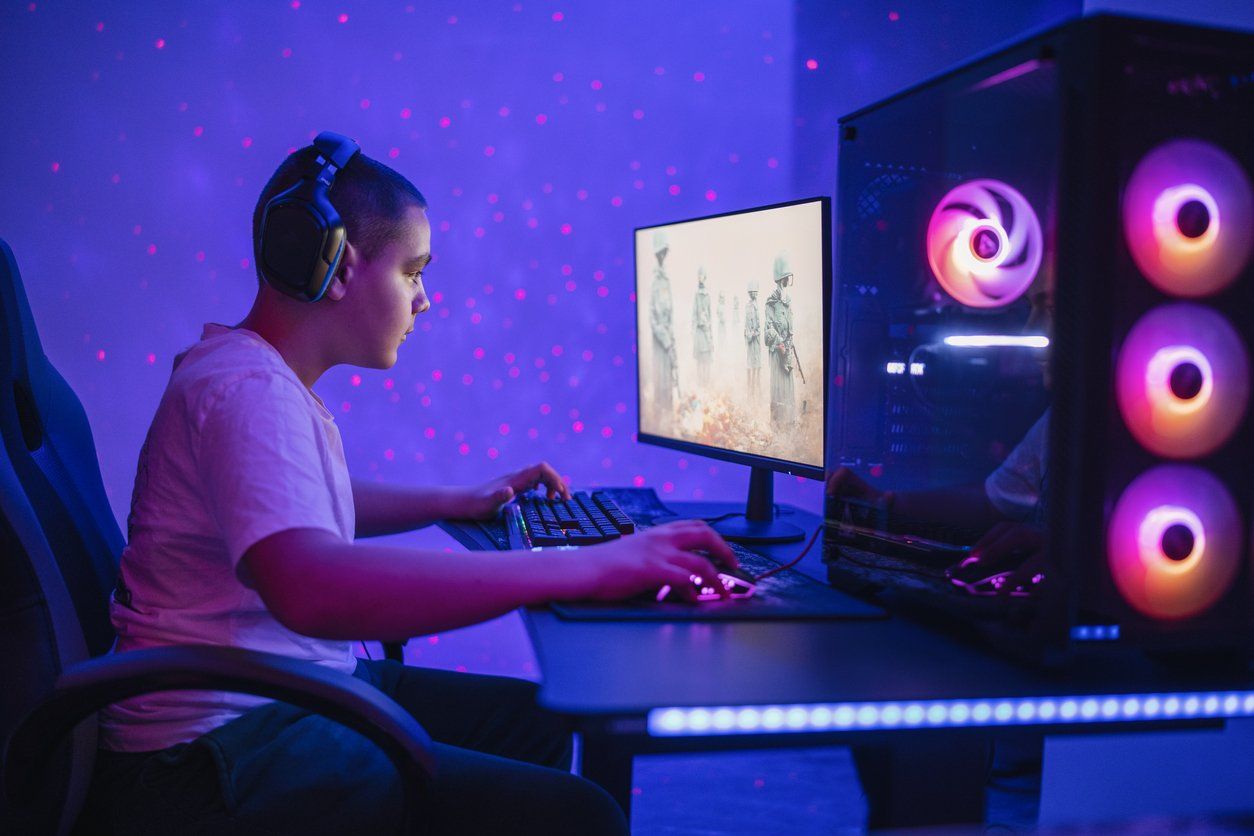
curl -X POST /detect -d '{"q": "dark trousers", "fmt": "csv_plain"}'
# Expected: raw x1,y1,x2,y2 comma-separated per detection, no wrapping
88,660,628,835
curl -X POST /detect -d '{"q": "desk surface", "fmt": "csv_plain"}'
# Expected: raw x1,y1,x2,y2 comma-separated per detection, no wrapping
446,498,1254,722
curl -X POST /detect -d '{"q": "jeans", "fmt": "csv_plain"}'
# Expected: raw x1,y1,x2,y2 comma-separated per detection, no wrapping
88,659,628,835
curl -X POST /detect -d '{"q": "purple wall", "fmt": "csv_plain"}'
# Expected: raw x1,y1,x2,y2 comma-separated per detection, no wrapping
2,2,1078,529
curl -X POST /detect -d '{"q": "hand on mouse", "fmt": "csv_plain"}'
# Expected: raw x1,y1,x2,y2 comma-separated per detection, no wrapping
947,520,1048,597
572,520,739,603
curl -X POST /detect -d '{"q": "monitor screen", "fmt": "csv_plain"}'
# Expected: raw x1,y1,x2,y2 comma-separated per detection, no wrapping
634,198,829,478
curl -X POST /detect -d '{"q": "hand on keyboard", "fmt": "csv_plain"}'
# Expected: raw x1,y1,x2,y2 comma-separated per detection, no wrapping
463,461,570,519
575,520,741,603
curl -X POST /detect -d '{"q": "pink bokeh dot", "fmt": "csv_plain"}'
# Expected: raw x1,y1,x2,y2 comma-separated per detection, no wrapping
146,353,156,364
693,71,705,82
805,58,818,70
535,113,548,125
96,350,106,361
350,374,362,386
338,12,349,23
705,189,717,201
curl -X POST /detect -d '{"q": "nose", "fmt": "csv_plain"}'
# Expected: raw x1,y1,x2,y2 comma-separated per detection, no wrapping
413,279,430,315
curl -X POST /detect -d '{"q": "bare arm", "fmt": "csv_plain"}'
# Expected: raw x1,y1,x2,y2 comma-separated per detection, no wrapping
245,521,739,642
351,461,572,538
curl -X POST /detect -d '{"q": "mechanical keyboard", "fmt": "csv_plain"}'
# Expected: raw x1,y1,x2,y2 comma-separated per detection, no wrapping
506,491,636,548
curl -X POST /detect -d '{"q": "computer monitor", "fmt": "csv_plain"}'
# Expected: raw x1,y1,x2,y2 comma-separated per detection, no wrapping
634,197,831,543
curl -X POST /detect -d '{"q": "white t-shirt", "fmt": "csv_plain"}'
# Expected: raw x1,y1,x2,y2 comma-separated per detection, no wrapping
984,409,1049,522
99,324,357,752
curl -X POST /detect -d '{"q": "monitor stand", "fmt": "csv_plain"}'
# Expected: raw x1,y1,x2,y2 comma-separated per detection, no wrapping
710,466,805,545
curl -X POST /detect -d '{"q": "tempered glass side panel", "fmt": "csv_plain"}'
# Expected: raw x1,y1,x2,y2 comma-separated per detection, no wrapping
833,56,1060,543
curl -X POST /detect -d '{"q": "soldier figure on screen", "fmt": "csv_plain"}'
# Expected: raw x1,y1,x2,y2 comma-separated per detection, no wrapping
764,255,797,431
692,266,713,381
649,231,678,414
732,295,740,330
717,291,727,348
744,280,761,395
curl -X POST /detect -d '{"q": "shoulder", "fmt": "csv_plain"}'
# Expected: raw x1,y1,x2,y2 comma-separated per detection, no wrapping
170,332,310,425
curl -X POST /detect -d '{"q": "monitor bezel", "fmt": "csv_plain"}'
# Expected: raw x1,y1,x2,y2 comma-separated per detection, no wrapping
632,196,832,482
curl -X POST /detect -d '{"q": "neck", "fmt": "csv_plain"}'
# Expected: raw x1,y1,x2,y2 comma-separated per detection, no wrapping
236,297,331,390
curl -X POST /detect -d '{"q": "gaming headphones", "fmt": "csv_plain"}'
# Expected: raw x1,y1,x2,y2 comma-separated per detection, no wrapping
257,131,361,302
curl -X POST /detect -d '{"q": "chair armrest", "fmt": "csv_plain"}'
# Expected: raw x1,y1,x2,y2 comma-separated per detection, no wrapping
3,645,435,814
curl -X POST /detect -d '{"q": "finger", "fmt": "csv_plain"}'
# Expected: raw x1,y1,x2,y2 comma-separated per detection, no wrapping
666,524,738,570
668,550,730,597
526,462,568,500
657,565,704,603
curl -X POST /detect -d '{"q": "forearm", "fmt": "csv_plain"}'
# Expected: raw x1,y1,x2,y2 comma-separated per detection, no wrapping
890,483,1003,534
261,537,592,641
351,479,467,537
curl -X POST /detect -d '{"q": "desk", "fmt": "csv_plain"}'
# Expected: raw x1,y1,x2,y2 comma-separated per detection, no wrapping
442,498,1254,828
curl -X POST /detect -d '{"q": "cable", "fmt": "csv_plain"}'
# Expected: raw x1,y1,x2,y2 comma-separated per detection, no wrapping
750,523,823,582
359,641,374,660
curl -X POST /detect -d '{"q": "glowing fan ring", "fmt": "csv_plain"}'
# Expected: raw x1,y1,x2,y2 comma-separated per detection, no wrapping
1123,139,1253,297
926,179,1043,308
1107,466,1241,620
1115,304,1248,459
1144,345,1213,416
1152,184,1220,251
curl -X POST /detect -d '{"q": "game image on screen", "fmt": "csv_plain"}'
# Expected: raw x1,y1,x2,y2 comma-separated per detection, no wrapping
635,200,826,471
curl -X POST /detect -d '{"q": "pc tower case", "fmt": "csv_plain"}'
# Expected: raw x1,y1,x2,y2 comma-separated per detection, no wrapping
827,14,1253,661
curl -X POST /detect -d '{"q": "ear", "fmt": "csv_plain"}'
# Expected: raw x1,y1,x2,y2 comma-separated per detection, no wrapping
323,239,359,302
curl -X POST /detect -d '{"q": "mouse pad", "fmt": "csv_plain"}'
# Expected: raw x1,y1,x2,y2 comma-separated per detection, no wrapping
550,540,885,621
551,490,885,621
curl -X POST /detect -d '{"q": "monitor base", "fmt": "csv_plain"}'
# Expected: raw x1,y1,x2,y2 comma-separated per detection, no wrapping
711,515,805,545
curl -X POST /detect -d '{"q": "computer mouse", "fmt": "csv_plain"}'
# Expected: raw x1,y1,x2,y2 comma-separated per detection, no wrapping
946,552,1041,597
655,571,756,603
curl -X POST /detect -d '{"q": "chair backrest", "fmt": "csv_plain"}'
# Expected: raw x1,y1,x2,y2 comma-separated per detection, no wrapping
0,239,124,657
0,238,126,831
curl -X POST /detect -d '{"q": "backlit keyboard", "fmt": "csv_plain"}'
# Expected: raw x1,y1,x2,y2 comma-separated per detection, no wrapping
507,491,636,549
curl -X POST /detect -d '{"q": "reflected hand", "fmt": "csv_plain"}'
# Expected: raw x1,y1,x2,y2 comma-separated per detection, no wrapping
947,520,1048,597
825,467,886,504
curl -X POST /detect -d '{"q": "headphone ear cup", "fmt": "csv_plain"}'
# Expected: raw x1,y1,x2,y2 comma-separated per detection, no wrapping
260,197,325,297
259,181,346,301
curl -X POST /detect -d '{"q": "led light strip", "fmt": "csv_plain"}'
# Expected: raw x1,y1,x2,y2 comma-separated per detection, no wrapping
647,691,1254,736
943,335,1049,348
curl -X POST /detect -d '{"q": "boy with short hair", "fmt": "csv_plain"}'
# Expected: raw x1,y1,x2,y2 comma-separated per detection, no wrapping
93,136,736,834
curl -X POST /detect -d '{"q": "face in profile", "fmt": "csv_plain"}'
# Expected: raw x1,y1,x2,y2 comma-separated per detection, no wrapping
339,204,432,369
